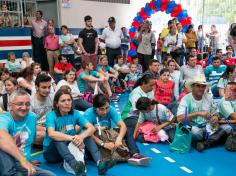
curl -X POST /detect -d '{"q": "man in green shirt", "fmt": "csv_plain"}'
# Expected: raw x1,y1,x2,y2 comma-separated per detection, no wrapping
177,75,227,151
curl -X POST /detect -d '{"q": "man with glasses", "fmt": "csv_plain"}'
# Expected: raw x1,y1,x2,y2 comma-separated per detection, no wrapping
0,89,55,175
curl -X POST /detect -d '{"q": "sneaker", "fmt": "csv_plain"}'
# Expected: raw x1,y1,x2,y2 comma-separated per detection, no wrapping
110,94,119,102
128,153,151,166
72,161,86,176
97,159,116,175
196,142,205,152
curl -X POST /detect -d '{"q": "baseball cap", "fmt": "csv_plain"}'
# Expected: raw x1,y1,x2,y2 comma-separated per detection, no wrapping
108,17,116,23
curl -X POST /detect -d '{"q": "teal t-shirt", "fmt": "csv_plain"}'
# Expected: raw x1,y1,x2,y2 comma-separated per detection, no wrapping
217,78,236,89
177,93,216,127
84,106,122,129
121,86,154,120
204,65,226,86
43,110,88,148
0,111,37,160
218,98,236,119
96,65,111,72
77,71,99,92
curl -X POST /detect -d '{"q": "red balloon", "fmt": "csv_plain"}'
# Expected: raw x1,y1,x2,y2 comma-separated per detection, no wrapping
160,0,170,11
130,43,136,50
129,32,136,39
171,12,178,17
172,4,183,14
180,18,187,27
148,1,157,11
186,17,192,25
131,21,141,28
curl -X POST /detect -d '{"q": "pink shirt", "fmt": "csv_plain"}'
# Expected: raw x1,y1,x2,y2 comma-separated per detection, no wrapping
31,19,47,38
44,34,59,50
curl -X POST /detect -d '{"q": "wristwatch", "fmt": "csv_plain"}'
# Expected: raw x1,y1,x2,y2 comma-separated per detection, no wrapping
100,142,105,147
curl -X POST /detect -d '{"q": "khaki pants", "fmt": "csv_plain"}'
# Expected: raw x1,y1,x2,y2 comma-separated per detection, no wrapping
46,50,60,76
81,54,97,69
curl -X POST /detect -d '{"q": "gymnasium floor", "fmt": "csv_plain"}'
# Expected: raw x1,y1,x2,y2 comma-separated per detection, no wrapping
32,92,235,176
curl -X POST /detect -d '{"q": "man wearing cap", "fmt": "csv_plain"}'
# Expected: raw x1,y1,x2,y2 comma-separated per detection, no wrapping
100,17,124,67
177,74,227,151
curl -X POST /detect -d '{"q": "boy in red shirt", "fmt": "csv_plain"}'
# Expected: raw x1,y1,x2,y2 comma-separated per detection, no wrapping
54,55,74,83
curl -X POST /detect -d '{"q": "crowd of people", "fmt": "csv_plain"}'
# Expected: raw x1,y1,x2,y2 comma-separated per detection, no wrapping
0,5,236,176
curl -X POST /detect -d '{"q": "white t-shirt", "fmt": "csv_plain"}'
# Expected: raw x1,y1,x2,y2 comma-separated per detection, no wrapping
100,26,122,49
30,94,53,125
56,80,81,99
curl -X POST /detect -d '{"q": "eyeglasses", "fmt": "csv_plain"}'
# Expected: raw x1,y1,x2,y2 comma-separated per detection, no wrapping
11,102,31,107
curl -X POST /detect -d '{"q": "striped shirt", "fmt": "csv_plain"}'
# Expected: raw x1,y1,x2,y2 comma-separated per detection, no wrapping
204,65,226,86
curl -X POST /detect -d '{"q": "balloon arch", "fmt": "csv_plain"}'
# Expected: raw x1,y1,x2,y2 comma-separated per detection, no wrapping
128,0,192,60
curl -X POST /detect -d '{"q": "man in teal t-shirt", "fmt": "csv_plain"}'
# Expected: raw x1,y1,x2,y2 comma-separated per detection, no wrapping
0,89,54,176
204,56,226,97
77,61,104,93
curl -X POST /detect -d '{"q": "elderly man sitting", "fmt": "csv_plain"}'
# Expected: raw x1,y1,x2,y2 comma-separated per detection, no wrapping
177,74,228,152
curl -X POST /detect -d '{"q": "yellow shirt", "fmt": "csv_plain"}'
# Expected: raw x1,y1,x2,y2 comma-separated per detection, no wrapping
185,32,198,48
160,28,169,52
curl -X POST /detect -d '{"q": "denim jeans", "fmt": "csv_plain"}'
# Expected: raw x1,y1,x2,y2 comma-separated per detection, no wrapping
84,137,102,163
73,98,92,111
123,117,139,155
43,141,77,167
62,54,76,68
43,138,102,166
0,150,55,176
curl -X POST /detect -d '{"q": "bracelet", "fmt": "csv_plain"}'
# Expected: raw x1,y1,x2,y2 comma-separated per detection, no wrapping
19,156,26,163
100,142,105,147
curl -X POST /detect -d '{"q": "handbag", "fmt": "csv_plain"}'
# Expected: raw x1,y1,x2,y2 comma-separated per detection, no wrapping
171,34,185,56
169,107,192,153
94,128,130,162
225,132,236,152
137,105,169,143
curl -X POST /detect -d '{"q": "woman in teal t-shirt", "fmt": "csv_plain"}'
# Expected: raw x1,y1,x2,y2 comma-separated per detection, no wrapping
218,65,236,97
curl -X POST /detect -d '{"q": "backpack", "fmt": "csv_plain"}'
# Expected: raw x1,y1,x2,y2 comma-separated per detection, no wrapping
83,92,94,104
225,132,236,152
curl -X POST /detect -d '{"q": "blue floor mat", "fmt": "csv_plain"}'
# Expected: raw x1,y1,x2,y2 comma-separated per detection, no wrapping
32,92,235,176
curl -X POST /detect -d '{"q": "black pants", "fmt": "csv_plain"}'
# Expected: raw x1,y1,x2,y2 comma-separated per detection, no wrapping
138,53,152,72
106,47,121,67
32,36,48,71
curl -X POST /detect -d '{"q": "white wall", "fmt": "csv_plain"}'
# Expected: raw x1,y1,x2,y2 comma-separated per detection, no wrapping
58,0,147,29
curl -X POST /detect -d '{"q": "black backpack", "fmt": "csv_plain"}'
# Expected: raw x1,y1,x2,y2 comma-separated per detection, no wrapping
225,132,236,152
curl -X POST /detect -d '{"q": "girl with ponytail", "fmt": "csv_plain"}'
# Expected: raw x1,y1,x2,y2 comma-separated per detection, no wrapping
133,97,176,143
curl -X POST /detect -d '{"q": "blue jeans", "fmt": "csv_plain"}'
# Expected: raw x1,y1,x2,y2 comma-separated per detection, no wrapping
55,73,63,84
43,141,77,167
0,150,55,176
62,54,76,68
84,137,102,163
124,117,139,155
73,98,92,111
43,138,102,165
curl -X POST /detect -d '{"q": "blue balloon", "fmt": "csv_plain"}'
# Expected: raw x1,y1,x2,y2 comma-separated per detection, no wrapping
129,26,138,33
134,15,144,24
154,0,161,11
144,3,153,16
128,49,137,56
166,1,177,14
177,10,188,22
182,25,189,32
